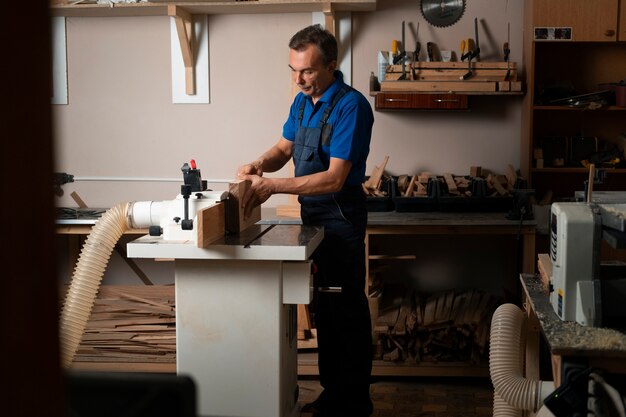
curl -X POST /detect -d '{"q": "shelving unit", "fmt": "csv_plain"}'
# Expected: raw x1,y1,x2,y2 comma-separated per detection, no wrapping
359,212,536,377
521,0,626,202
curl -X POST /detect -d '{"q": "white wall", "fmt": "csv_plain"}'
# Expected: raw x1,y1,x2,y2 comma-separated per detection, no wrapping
53,0,524,210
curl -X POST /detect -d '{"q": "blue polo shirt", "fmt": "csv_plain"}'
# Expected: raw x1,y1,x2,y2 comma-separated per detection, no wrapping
282,71,373,187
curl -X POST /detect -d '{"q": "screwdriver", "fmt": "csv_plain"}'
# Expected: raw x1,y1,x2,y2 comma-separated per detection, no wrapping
460,39,466,61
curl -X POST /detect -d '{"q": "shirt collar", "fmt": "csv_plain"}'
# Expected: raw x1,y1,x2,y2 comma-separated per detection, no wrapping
306,70,344,106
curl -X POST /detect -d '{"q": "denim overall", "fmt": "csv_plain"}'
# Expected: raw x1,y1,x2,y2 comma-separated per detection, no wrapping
294,86,373,416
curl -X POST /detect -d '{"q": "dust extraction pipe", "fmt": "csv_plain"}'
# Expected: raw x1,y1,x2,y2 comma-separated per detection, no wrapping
489,303,554,416
58,203,131,368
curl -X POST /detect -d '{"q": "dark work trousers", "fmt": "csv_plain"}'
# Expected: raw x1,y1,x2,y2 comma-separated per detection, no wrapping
300,188,373,416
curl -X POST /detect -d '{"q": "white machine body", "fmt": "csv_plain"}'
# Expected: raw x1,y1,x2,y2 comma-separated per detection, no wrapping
129,191,227,243
550,203,600,326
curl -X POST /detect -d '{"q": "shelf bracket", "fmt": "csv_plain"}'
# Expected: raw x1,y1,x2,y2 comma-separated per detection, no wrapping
313,10,351,85
323,3,336,36
168,5,195,95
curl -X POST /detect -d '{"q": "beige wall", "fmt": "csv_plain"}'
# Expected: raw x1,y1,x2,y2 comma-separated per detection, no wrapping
53,0,524,209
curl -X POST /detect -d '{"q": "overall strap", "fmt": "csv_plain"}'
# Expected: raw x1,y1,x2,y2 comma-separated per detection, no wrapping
296,85,354,128
297,97,306,127
318,85,353,128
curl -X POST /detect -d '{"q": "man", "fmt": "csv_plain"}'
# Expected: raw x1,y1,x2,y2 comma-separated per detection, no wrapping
237,24,374,417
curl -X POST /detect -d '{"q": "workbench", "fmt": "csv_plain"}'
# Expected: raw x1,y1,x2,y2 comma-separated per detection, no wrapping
521,264,626,388
57,209,536,379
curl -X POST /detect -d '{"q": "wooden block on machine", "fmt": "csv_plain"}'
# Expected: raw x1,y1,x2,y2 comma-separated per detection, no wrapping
197,202,225,248
227,180,261,233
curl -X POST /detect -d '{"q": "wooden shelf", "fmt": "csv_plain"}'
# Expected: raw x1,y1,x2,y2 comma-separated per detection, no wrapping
50,0,377,17
370,90,524,97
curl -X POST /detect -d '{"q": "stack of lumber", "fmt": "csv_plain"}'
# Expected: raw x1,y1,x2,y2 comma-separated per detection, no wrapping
373,289,500,364
71,285,177,365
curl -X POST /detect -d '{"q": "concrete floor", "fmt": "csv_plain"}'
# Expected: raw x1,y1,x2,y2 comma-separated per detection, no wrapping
297,377,494,417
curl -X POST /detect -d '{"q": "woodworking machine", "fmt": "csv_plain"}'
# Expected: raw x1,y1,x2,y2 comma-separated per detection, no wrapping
126,161,323,417
127,160,266,247
550,200,626,327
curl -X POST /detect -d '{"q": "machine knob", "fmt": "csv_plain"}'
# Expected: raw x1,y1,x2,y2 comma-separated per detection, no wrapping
181,219,194,230
173,217,181,224
149,226,163,236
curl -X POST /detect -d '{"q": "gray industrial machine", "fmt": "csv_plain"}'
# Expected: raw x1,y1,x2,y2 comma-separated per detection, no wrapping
550,200,626,327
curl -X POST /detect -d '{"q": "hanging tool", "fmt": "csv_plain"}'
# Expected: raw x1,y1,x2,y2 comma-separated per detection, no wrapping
471,17,481,61
412,41,421,79
391,39,399,64
414,42,421,62
460,38,472,61
504,22,511,81
460,38,474,79
399,21,407,80
427,42,434,61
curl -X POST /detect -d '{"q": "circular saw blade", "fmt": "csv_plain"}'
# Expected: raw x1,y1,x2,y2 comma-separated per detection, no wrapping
420,0,466,28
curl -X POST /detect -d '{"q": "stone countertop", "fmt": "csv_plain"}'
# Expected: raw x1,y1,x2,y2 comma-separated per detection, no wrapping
521,274,626,358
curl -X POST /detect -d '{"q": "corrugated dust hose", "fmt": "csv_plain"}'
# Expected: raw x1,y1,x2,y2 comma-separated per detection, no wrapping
490,303,554,416
59,203,130,368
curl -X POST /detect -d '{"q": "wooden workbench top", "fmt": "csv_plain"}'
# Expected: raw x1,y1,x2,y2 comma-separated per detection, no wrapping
262,208,537,227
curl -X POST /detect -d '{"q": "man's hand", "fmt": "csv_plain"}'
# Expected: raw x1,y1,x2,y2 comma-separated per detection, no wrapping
237,162,263,179
240,174,273,219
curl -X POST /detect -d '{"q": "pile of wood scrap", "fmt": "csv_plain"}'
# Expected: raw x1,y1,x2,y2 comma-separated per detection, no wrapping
396,173,435,197
362,155,389,197
442,173,472,196
372,289,500,364
72,285,176,365
484,165,520,197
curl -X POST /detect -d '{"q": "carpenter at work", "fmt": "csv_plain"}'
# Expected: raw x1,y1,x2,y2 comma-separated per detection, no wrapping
237,24,374,417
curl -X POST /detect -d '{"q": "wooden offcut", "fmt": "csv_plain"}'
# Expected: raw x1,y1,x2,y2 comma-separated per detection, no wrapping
364,155,389,190
197,202,225,248
443,173,458,195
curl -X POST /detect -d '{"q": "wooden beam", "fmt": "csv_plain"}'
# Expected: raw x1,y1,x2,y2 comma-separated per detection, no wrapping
168,5,195,95
323,2,336,36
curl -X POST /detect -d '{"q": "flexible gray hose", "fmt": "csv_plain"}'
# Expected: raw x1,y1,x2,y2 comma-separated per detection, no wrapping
59,203,130,368
490,303,554,415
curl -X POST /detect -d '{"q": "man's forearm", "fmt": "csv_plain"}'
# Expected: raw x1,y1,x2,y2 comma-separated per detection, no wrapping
265,166,350,196
254,139,293,173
